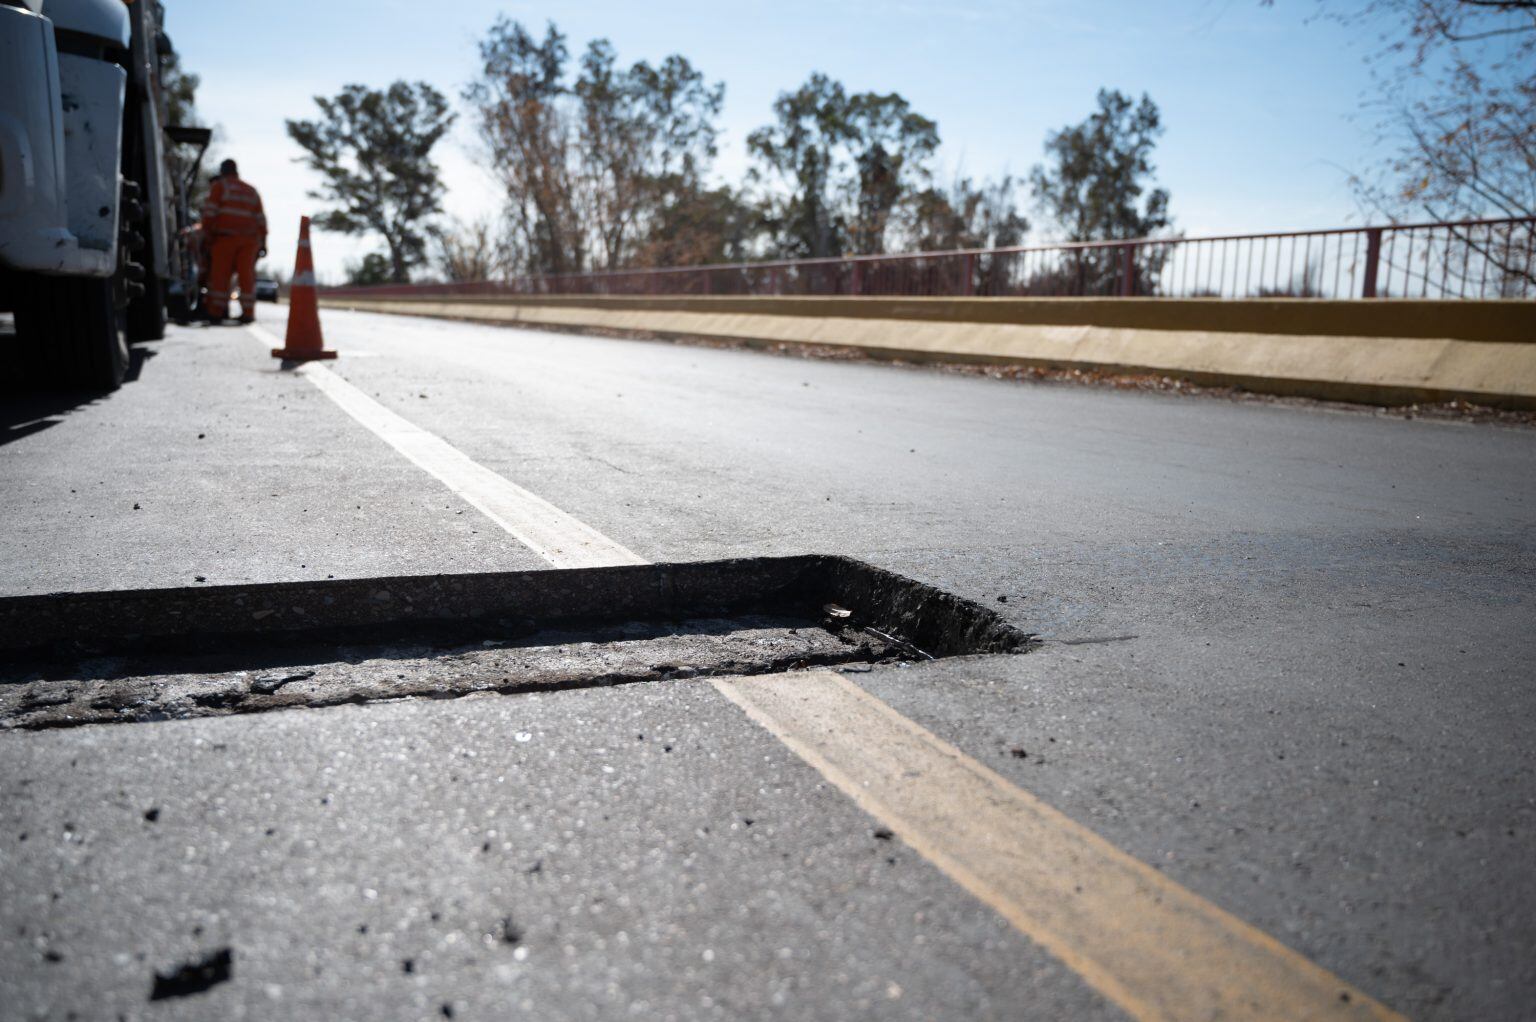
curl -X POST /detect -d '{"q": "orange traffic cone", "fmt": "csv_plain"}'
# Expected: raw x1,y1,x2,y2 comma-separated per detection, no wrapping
270,216,336,361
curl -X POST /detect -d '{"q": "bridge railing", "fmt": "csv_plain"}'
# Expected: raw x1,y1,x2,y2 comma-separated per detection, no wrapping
328,216,1535,301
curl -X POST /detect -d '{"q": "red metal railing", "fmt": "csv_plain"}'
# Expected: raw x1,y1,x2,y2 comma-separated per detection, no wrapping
329,216,1535,301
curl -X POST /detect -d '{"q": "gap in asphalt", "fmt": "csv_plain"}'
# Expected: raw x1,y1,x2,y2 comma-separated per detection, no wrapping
0,555,1036,730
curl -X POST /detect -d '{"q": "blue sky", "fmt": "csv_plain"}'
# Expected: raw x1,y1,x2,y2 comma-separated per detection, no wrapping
169,0,1396,281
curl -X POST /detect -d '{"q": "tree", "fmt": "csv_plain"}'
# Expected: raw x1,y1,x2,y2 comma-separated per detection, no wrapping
746,74,939,258
747,74,850,258
286,82,456,284
1294,0,1534,289
845,93,940,254
433,217,509,283
905,176,1029,293
749,75,940,256
155,3,199,129
906,175,1029,252
1294,2,1533,219
467,20,584,277
1030,89,1171,242
465,18,728,276
575,43,724,269
1029,89,1173,294
344,253,393,286
634,185,758,266
152,3,221,209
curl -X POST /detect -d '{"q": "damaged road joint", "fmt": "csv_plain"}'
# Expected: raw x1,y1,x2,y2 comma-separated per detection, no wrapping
0,555,1037,729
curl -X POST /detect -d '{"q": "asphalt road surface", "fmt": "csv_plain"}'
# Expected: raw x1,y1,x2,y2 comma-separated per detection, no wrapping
2,307,1533,1020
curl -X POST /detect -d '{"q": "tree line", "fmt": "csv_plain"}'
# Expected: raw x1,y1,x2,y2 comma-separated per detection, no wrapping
276,4,1531,286
284,17,1170,285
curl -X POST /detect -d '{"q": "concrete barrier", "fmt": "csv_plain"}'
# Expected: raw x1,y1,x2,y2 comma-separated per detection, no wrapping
320,294,1536,409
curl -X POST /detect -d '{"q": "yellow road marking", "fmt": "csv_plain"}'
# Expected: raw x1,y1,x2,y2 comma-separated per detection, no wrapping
249,312,1405,1019
714,669,1405,1022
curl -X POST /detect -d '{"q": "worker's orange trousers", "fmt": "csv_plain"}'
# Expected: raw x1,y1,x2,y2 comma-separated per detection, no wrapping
205,235,261,320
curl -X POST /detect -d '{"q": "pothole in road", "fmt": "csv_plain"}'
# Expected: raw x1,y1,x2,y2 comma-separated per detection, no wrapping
0,556,1036,729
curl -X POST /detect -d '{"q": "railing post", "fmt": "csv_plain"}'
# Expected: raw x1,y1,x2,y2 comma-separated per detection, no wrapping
1362,228,1382,298
962,253,975,297
850,261,862,296
1120,244,1136,296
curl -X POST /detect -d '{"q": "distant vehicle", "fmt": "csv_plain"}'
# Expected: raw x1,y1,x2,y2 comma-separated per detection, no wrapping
253,278,280,303
0,0,210,391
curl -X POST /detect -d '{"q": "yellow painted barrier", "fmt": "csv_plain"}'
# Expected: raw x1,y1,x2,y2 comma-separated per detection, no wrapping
321,294,1536,409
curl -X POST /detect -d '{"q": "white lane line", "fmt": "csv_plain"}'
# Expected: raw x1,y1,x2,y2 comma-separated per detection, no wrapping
246,324,644,569
250,315,1401,1020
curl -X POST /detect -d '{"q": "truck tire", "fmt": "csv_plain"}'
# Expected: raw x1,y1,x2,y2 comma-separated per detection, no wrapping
127,270,167,342
13,274,129,393
119,177,166,342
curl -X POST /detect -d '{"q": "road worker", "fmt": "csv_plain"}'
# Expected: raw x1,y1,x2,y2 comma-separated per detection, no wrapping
200,159,267,324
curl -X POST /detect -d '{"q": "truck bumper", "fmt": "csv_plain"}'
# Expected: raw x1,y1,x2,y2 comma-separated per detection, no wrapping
0,4,114,277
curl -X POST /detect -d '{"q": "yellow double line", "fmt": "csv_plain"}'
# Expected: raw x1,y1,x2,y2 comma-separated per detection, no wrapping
251,321,1404,1021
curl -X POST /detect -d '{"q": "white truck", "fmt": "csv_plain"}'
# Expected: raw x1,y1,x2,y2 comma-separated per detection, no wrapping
0,0,208,391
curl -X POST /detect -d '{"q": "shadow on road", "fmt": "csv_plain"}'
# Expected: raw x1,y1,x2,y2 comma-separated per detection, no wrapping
0,345,155,448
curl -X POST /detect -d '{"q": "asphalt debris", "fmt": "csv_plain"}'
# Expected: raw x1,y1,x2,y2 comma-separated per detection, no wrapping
189,680,245,708
1,622,894,730
19,686,74,710
250,669,316,695
493,916,523,946
149,947,232,1000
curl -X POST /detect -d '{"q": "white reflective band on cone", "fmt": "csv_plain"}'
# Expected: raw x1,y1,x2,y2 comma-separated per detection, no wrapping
298,240,311,249
291,271,316,287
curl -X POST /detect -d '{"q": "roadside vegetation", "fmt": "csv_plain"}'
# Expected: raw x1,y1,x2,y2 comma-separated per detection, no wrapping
256,2,1530,285
1304,0,1535,288
286,83,456,284
272,16,1170,285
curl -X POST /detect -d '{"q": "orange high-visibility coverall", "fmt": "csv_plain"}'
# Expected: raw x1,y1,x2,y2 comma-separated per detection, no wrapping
201,175,267,321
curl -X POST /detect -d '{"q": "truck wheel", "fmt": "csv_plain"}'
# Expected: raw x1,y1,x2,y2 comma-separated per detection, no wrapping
119,178,166,342
13,274,129,393
127,270,167,342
